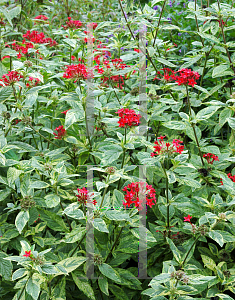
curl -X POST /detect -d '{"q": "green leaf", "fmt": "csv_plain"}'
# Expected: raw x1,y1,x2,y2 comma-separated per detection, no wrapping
202,83,226,101
114,268,142,288
112,189,125,208
26,278,40,300
212,65,233,78
72,271,96,300
208,231,224,247
7,167,23,188
57,257,86,274
37,208,68,232
98,263,121,283
197,32,220,44
163,121,186,130
9,141,37,152
44,194,60,208
93,218,109,233
63,203,85,219
0,251,13,280
156,57,177,68
98,276,109,295
101,149,122,165
180,55,203,69
105,210,131,221
41,264,58,274
12,268,27,281
61,226,86,244
166,237,182,263
30,181,50,189
201,146,220,155
216,294,234,300
196,106,220,120
185,124,201,143
201,255,216,271
149,273,171,285
15,210,29,234
24,92,38,107
65,109,84,129
109,284,129,300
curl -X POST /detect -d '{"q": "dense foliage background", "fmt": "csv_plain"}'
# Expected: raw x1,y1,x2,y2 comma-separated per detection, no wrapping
0,0,235,299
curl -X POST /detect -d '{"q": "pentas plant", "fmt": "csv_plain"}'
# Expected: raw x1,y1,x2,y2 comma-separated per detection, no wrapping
151,135,184,157
2,0,235,299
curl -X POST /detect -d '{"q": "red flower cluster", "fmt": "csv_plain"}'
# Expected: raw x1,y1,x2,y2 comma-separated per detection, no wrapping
122,181,156,211
62,17,82,30
173,68,200,87
88,22,98,30
75,187,97,206
53,125,67,140
116,108,141,128
203,153,219,164
84,36,95,44
221,173,235,185
184,214,192,224
0,71,23,86
26,77,40,88
23,31,57,47
153,68,200,87
23,250,32,257
6,40,34,58
34,15,48,21
63,64,88,82
151,135,184,156
134,48,140,53
153,68,176,82
61,109,71,115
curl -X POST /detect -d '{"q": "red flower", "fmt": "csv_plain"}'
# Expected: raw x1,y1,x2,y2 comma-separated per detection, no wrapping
75,187,96,206
26,77,41,88
227,173,235,182
62,17,83,30
15,119,21,125
23,31,57,47
0,71,23,86
151,136,184,156
122,181,156,211
53,125,67,140
116,108,141,128
34,15,49,21
172,68,200,87
61,109,70,115
1,55,10,60
134,48,140,53
23,250,32,257
84,36,95,44
184,215,192,224
63,64,88,82
88,22,98,30
203,153,219,164
71,55,76,61
153,68,175,82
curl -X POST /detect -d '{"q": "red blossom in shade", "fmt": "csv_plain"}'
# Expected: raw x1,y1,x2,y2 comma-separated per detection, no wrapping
134,48,140,53
220,178,223,185
88,22,98,30
122,181,156,211
26,77,41,88
116,108,141,128
151,136,184,156
172,68,200,87
34,15,49,21
61,109,71,115
184,214,192,224
75,187,97,206
53,125,67,140
0,71,23,86
23,31,57,47
63,64,88,82
62,17,83,30
153,68,175,82
203,153,219,164
15,119,21,125
227,173,235,182
23,250,32,257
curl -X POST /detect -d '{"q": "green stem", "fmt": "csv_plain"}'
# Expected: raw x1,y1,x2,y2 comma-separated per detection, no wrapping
153,0,168,48
117,127,127,190
99,175,110,211
161,160,170,234
186,85,204,166
104,225,125,263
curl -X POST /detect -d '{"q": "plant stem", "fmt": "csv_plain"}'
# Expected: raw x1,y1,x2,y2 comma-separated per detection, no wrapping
185,85,204,166
117,127,127,190
161,159,170,234
104,225,125,263
99,175,110,211
153,0,168,48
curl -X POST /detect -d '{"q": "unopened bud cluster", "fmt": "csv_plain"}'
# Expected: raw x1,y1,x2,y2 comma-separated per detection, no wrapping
105,166,116,175
218,212,227,221
171,270,189,284
20,196,36,210
31,255,45,266
94,254,103,265
1,111,11,119
21,116,32,126
191,224,209,236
